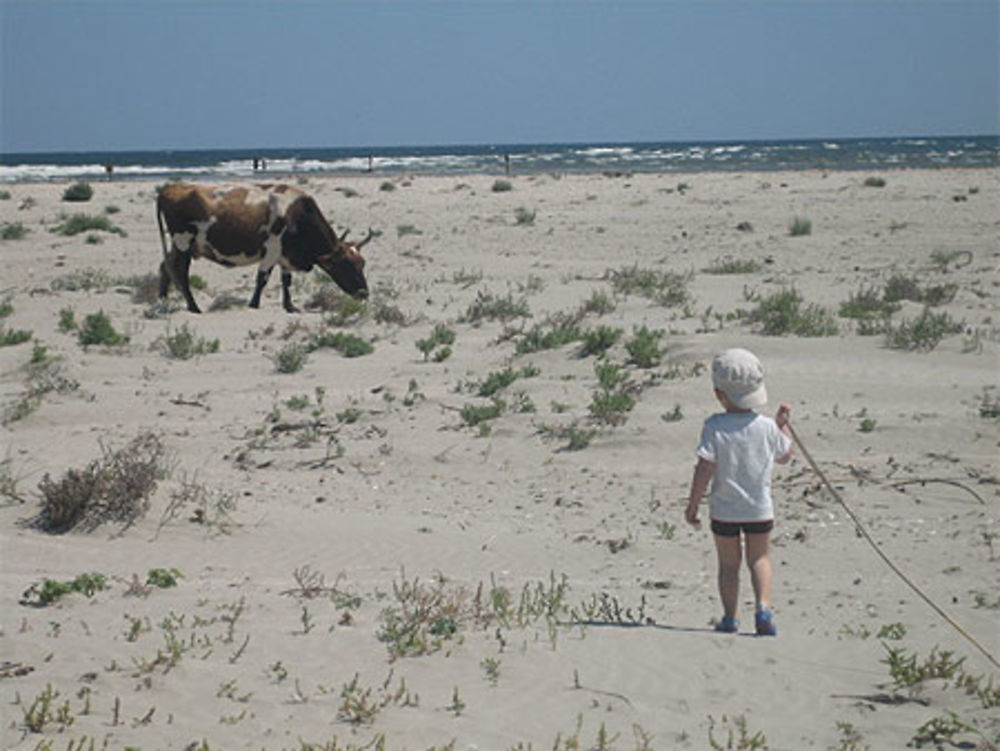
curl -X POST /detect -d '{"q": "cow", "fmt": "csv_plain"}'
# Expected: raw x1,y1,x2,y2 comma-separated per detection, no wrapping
156,183,371,313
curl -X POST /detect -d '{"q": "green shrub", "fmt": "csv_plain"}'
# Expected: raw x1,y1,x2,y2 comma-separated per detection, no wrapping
62,182,93,202
609,266,691,307
0,326,32,347
379,181,397,192
838,285,900,320
77,311,128,347
21,572,108,606
581,289,615,315
460,399,505,428
415,323,455,361
625,325,665,368
0,301,12,318
864,176,887,188
492,179,513,192
146,568,182,588
58,307,77,332
2,222,29,240
578,326,622,358
51,214,125,237
272,343,308,373
307,331,373,358
514,207,536,226
105,204,120,214
516,318,582,354
461,289,531,323
0,190,10,200
749,288,837,336
396,224,422,237
589,389,635,426
703,256,761,275
885,308,962,351
883,274,923,303
789,217,812,236
160,323,220,359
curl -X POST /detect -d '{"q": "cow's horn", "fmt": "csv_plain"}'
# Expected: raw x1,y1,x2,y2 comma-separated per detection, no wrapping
356,228,375,249
339,228,350,242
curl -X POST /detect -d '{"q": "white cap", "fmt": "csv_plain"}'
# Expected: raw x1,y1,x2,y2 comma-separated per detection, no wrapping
712,348,768,409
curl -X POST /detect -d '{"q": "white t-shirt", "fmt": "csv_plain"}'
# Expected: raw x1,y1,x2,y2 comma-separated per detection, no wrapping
696,411,791,522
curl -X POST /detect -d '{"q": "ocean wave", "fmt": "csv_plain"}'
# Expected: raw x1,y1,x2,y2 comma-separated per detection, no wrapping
1,136,996,182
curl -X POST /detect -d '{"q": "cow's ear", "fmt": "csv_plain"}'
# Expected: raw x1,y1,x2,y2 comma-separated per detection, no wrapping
316,251,337,262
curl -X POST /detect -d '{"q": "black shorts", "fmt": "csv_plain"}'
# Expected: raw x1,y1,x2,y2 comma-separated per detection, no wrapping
710,519,774,537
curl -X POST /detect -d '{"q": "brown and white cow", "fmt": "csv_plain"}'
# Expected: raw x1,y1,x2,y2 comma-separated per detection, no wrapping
156,183,371,313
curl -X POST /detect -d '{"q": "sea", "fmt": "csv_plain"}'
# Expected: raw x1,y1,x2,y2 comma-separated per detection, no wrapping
1,135,996,183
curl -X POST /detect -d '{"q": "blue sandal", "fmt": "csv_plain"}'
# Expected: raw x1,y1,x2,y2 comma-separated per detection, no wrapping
755,607,777,636
714,616,739,633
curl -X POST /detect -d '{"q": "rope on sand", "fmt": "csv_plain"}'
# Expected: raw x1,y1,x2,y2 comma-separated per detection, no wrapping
787,423,1000,671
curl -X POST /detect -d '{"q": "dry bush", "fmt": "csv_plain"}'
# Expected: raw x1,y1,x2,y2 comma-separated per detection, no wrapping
34,432,167,533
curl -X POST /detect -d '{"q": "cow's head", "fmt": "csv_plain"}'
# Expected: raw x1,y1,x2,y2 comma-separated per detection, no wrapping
285,197,370,300
317,228,372,300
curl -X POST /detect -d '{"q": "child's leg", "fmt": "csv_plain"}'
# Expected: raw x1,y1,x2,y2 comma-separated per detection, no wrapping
713,533,743,618
744,531,773,609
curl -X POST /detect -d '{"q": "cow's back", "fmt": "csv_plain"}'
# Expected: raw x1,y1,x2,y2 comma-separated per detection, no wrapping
158,184,276,264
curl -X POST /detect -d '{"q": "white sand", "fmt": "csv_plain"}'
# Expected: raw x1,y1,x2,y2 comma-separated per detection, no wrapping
1,169,998,749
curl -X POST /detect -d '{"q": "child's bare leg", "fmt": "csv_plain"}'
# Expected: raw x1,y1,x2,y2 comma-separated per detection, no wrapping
713,534,743,618
745,532,773,609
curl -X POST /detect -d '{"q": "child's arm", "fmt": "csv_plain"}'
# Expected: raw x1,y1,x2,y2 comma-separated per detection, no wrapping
685,457,715,528
775,403,793,465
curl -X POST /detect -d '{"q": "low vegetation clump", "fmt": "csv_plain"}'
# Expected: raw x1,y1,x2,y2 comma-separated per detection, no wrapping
460,289,531,324
34,432,166,533
884,307,962,351
0,325,32,347
864,176,887,187
307,330,374,358
20,572,108,607
61,182,93,202
271,342,308,373
608,265,691,307
578,325,622,358
159,323,220,359
2,221,29,240
51,213,125,237
838,285,901,321
882,273,958,307
1,355,79,426
625,325,665,368
789,216,813,236
703,256,762,274
77,310,128,348
516,314,583,355
472,364,539,397
749,288,838,337
514,206,536,226
589,361,636,426
491,179,513,192
415,323,455,362
460,399,506,430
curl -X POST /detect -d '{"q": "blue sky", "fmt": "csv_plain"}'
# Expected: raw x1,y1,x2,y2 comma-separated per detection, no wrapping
1,1,997,153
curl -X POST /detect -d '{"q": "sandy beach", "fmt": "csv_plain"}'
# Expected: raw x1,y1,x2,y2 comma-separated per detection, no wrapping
1,168,998,750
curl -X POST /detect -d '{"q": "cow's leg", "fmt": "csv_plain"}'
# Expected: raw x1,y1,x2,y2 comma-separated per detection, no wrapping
280,270,299,313
165,247,201,313
249,267,273,309
158,259,172,298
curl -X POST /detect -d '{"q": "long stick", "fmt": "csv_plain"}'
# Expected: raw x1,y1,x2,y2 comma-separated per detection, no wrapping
787,423,999,671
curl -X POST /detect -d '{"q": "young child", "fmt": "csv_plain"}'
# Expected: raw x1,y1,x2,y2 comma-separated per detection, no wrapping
684,348,793,636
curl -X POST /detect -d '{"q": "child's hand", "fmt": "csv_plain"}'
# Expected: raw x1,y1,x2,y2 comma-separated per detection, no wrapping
684,503,701,529
775,403,791,429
